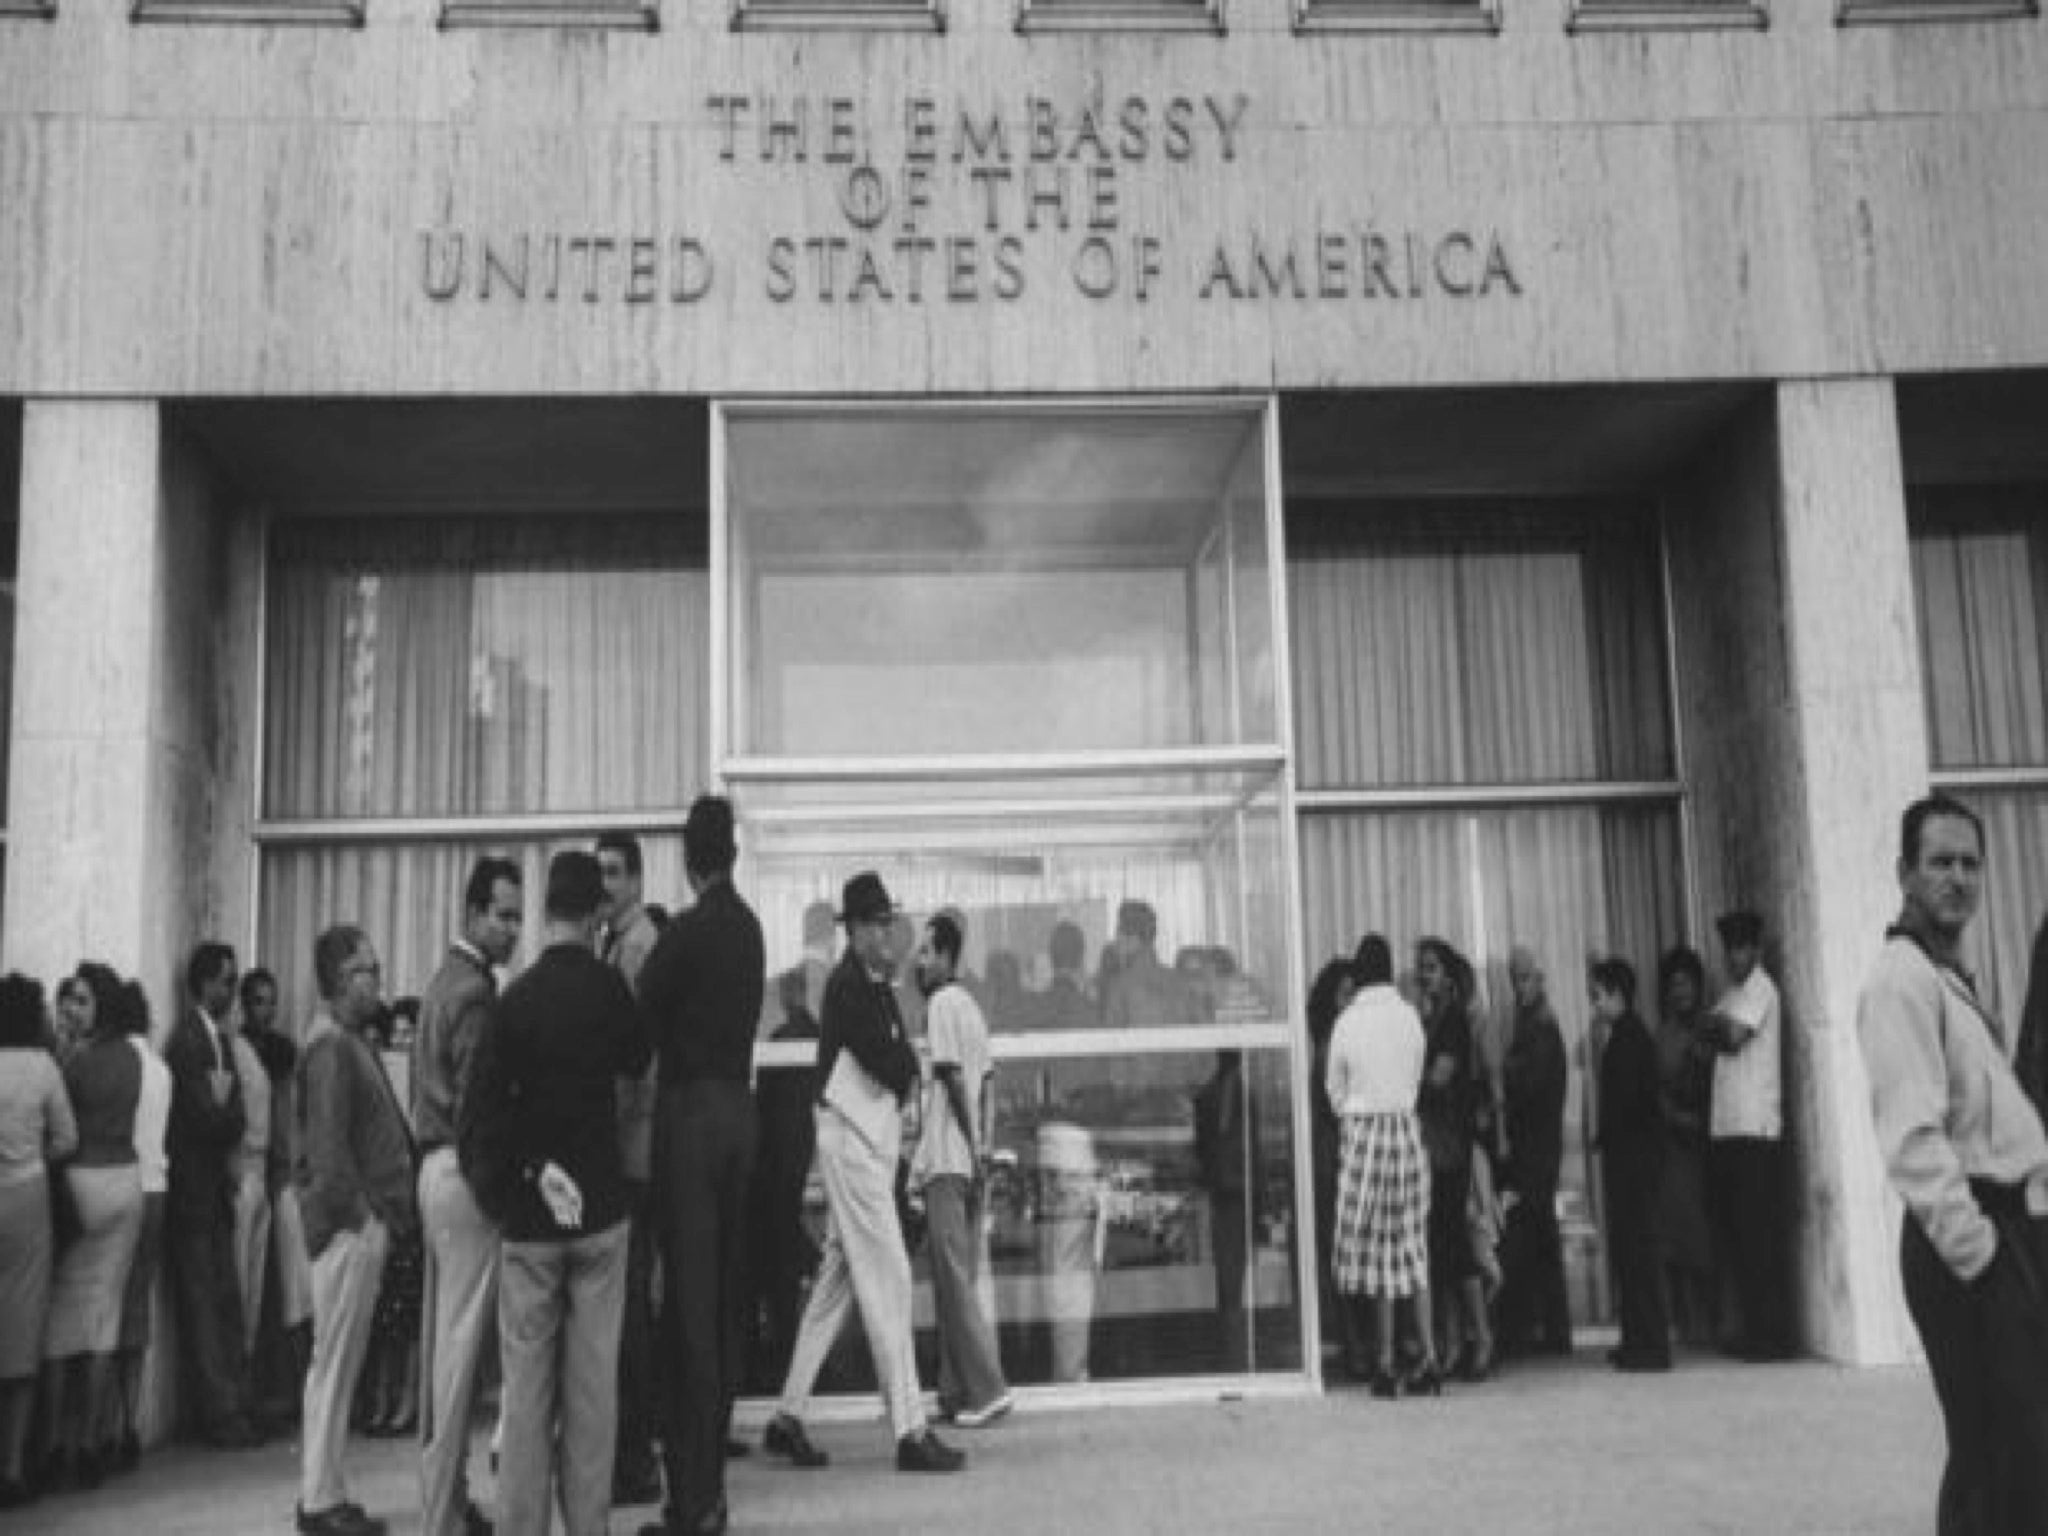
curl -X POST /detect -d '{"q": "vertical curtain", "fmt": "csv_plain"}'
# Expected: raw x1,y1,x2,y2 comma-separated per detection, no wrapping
1288,519,1669,789
1910,514,2048,1019
265,516,706,819
259,514,707,1029
1285,503,1681,1326
257,835,688,1032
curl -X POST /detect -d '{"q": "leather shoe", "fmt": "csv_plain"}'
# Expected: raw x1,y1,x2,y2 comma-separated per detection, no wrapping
297,1503,388,1536
1609,1348,1673,1373
763,1413,828,1469
895,1429,965,1473
638,1499,726,1536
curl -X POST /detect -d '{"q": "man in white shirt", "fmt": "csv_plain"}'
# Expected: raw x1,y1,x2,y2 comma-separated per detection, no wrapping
910,913,1011,1428
1705,908,1794,1361
1859,793,2048,1531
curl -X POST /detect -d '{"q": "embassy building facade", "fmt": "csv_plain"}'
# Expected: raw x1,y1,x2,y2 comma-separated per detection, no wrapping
3,0,2047,1412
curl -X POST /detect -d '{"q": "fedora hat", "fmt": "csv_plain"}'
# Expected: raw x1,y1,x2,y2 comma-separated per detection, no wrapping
838,870,897,928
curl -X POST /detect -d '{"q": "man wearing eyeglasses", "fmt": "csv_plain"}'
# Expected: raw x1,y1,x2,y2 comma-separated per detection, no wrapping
296,927,417,1536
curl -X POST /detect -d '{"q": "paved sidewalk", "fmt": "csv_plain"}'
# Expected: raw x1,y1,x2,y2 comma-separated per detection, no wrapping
20,1352,1943,1536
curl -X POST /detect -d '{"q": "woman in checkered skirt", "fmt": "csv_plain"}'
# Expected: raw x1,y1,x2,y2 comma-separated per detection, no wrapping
1327,934,1440,1398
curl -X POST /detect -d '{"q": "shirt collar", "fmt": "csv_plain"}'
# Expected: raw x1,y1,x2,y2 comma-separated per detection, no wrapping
1887,912,1976,993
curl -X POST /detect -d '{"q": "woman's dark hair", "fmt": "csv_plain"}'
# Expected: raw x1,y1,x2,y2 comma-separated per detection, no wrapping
75,961,124,1040
111,980,153,1041
1590,956,1639,1011
0,973,47,1050
1416,936,1466,1012
1306,957,1354,1046
1352,934,1394,989
1657,946,1706,1010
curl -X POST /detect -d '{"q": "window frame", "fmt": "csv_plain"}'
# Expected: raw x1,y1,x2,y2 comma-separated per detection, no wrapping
1292,0,1500,33
1568,0,1767,30
1836,0,2036,20
1016,0,1225,33
131,0,364,22
440,0,658,28
730,0,944,30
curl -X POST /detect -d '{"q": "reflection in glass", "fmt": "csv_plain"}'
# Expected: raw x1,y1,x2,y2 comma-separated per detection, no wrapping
739,765,1292,1041
741,1047,1298,1395
725,405,1274,758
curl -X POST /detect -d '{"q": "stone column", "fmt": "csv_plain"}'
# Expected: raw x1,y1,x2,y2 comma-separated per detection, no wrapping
6,399,257,1437
1667,378,1925,1365
6,399,251,1005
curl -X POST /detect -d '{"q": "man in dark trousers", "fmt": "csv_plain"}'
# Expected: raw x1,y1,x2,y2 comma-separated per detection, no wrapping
636,797,765,1536
1495,945,1572,1359
750,966,820,1390
596,830,666,1510
165,941,261,1448
461,852,650,1536
1860,793,2048,1533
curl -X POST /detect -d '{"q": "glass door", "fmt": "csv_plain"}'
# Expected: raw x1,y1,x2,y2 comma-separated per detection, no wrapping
717,400,1312,1392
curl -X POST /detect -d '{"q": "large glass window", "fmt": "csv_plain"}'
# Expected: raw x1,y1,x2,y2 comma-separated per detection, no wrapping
1288,500,1684,1325
724,401,1307,1385
258,512,706,1008
1909,490,2048,1018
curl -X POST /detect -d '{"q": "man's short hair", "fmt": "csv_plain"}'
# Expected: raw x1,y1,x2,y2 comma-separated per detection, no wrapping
186,941,237,998
927,913,964,968
1715,909,1764,949
545,850,607,923
239,967,278,1012
594,832,643,880
1116,900,1157,945
0,974,45,1050
1589,955,1638,1010
1050,920,1086,973
465,856,522,918
1352,934,1394,988
683,795,738,879
1900,793,1985,868
313,925,368,1002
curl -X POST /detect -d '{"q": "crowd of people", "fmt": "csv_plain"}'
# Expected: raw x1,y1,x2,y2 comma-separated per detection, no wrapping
0,947,322,1510
1305,911,1796,1397
0,795,1024,1536
9,783,2048,1529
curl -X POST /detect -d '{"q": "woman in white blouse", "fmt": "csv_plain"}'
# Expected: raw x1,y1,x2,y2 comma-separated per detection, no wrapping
1326,934,1438,1397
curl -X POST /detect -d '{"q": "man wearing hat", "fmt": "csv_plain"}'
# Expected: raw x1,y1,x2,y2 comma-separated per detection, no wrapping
636,796,766,1536
1704,908,1793,1361
762,871,964,1476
